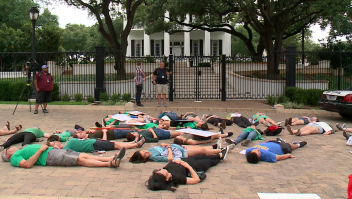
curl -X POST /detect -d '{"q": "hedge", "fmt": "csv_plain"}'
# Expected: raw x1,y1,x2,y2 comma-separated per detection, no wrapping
0,81,59,101
284,87,323,106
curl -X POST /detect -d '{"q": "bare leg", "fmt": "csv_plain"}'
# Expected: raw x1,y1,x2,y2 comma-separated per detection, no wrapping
113,141,138,150
35,103,39,110
77,157,119,167
162,94,166,103
291,119,305,126
265,118,277,126
43,133,50,138
344,128,352,133
169,130,183,138
79,153,113,162
157,94,161,103
0,129,17,136
43,103,47,109
293,126,319,136
187,146,221,156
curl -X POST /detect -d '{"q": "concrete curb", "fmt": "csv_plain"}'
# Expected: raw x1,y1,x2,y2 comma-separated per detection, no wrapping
0,103,340,116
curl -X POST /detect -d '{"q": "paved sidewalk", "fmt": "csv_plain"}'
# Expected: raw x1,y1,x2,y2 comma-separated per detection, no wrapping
0,101,350,198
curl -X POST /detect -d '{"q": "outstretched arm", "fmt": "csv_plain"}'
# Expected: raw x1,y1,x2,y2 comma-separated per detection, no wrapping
276,154,295,161
19,145,48,168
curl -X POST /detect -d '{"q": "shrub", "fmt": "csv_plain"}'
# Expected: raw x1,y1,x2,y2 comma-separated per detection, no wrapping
267,95,277,105
52,83,60,101
145,55,156,63
9,82,29,101
122,93,131,102
74,93,83,102
99,92,109,102
111,93,121,102
0,81,12,101
282,102,305,109
87,95,95,103
292,88,308,105
277,95,289,104
305,89,324,106
285,87,300,101
61,93,70,101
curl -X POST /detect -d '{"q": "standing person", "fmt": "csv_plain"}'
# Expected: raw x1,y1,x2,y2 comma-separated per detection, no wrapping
135,60,145,107
152,62,172,107
34,65,54,114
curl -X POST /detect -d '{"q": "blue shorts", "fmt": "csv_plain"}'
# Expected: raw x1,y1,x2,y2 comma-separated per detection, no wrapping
308,123,324,134
298,118,309,124
113,129,135,139
153,129,171,140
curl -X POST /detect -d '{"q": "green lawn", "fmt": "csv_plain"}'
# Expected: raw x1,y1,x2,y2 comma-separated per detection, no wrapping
0,101,90,105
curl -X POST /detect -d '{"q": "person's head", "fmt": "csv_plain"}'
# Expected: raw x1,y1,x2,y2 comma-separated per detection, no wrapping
312,117,319,122
41,65,49,73
125,132,138,142
47,135,60,145
129,150,151,163
158,123,168,130
1,146,19,162
246,149,261,164
137,60,142,66
173,135,185,145
196,121,209,130
73,130,87,139
145,169,177,191
159,62,165,68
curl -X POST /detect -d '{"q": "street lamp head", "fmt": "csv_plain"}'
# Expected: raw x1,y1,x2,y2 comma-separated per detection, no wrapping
28,7,39,21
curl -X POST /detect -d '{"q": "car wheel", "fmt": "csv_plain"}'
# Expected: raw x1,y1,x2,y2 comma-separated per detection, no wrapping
339,113,352,118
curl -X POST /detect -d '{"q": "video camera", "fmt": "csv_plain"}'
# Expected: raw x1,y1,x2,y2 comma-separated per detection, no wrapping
22,61,39,77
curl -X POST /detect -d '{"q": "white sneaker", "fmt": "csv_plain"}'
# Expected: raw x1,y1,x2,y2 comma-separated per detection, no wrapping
217,137,222,149
346,136,352,145
201,114,207,122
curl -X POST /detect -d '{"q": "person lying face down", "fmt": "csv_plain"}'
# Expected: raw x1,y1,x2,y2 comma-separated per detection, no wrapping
2,144,126,169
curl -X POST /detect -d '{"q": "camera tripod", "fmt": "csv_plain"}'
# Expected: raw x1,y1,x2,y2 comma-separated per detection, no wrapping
12,69,45,115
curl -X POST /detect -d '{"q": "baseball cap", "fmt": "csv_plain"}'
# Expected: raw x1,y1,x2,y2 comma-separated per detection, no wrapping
1,150,10,162
161,116,171,121
42,65,48,69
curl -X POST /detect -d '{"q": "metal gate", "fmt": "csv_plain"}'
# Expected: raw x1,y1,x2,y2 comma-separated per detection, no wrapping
171,56,222,99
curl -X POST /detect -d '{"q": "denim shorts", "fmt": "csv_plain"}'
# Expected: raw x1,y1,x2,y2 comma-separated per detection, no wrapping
308,123,324,134
153,129,171,139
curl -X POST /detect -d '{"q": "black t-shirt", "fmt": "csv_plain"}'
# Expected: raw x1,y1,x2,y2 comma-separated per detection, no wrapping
153,67,170,84
164,158,197,185
88,130,115,140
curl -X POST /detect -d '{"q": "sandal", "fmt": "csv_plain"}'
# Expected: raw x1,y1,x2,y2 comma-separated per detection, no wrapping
136,137,146,148
6,121,10,131
15,125,22,131
295,129,301,136
112,148,126,168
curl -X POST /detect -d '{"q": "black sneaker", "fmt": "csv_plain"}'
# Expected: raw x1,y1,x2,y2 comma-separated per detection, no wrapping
336,123,343,131
241,139,251,146
276,137,286,143
74,124,84,131
225,138,236,145
212,144,218,149
219,127,224,134
95,122,102,128
343,131,351,140
226,132,233,137
137,104,144,107
34,110,38,114
293,141,307,148
288,118,292,125
284,119,288,126
220,146,229,160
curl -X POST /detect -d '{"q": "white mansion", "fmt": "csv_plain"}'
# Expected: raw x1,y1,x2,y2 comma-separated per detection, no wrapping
124,12,231,57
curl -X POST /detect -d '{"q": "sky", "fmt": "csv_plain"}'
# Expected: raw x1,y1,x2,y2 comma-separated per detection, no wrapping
45,4,331,43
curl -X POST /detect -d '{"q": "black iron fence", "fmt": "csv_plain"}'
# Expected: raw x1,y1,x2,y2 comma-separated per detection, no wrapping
1,46,351,101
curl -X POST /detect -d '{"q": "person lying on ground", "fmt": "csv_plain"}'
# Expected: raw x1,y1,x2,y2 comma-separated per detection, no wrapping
0,121,22,136
173,131,233,146
285,116,319,126
0,127,50,149
74,128,136,140
180,112,203,123
286,122,335,136
245,138,307,163
225,125,263,146
157,114,209,131
124,128,184,143
202,114,232,129
2,144,126,169
252,112,278,126
47,132,146,153
226,113,256,128
158,111,180,121
146,153,227,191
129,143,229,163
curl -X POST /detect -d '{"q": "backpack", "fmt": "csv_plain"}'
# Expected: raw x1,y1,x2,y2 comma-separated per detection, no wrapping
263,125,283,136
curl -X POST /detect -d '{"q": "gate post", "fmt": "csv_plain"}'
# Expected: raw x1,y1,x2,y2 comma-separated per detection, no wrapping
338,51,342,90
286,46,296,87
94,46,106,101
221,54,226,101
169,55,173,101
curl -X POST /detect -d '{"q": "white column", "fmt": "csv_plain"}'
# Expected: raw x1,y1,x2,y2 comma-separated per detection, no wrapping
204,31,211,56
144,32,150,56
164,11,170,56
184,14,190,56
223,32,231,56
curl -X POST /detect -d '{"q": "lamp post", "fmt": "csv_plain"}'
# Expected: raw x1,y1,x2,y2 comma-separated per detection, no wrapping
28,7,39,99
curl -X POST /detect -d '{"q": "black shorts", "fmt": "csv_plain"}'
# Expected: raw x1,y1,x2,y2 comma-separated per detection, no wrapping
36,90,52,103
93,140,115,151
268,141,292,154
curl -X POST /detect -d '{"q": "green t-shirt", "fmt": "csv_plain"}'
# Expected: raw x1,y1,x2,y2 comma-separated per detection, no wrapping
136,123,158,129
63,138,96,152
58,131,72,142
24,128,45,138
182,122,197,129
243,127,263,140
106,118,119,125
10,144,53,167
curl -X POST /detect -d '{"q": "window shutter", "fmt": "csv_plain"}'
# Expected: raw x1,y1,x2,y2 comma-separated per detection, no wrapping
151,40,154,56
162,40,164,56
142,40,144,56
219,40,222,55
210,40,213,55
190,40,192,55
131,40,135,57
200,40,203,56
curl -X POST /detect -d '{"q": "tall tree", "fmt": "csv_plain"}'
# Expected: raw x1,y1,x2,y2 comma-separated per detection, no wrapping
42,0,145,78
144,0,350,79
